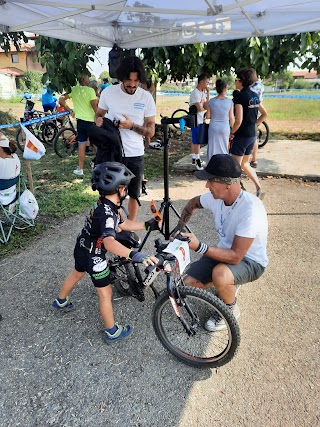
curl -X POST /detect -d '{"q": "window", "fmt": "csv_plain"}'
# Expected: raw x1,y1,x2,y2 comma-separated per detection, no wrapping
11,53,19,63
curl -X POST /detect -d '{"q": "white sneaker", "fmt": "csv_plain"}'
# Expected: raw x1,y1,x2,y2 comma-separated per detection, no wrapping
205,303,240,332
196,159,204,170
73,168,84,176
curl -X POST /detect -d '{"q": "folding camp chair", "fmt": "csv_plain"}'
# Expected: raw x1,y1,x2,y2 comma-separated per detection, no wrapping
0,175,35,244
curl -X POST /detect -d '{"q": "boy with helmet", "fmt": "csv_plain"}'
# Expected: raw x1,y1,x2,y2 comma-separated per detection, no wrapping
52,162,159,344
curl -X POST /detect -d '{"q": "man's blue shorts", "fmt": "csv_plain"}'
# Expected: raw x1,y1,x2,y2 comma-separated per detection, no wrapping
191,125,201,145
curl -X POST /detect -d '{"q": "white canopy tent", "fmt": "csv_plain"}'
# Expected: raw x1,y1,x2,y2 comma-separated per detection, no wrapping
0,0,320,49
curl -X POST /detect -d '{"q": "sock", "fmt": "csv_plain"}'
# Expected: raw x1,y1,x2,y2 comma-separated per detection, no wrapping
192,154,196,159
105,324,118,335
195,154,200,159
57,296,67,304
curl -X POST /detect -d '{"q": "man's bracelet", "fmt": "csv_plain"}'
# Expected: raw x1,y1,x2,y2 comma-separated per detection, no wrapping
195,242,208,254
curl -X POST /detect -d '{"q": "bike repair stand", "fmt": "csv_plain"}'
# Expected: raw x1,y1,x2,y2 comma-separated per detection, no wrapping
140,114,196,248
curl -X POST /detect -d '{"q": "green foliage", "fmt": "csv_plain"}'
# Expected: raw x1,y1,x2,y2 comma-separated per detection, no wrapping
0,32,28,53
34,37,99,92
141,32,320,82
99,71,110,81
19,70,43,93
272,70,295,89
292,79,314,89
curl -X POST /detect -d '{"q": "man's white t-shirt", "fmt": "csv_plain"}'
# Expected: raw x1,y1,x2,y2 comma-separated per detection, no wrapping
98,84,156,157
189,88,207,125
200,190,269,267
0,153,21,205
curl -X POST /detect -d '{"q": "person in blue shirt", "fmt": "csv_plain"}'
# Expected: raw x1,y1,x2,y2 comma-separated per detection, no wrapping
41,84,56,112
99,78,110,95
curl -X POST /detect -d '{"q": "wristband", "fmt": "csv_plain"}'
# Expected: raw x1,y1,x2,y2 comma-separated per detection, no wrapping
130,123,134,130
195,242,208,254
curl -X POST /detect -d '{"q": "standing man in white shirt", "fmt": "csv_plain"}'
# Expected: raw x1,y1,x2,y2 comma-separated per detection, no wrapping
95,56,156,221
189,73,210,170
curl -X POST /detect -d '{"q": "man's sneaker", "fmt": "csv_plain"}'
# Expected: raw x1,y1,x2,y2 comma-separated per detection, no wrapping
196,159,204,170
205,303,240,332
73,167,84,176
103,323,133,344
51,296,75,312
250,160,258,168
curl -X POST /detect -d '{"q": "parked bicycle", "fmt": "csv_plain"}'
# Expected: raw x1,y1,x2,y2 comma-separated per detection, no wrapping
16,111,58,152
53,115,78,158
109,210,240,369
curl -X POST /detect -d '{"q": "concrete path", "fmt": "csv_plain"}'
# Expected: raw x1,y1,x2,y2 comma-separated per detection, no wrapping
173,139,320,181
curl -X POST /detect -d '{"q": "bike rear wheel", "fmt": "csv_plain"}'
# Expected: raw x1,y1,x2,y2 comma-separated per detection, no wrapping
53,127,78,158
16,126,33,152
152,286,240,368
258,121,269,148
171,109,189,129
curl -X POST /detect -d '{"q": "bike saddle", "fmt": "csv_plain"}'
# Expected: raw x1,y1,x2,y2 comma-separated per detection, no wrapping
115,230,141,249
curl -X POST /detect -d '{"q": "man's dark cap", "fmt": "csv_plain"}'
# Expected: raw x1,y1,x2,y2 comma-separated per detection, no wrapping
195,154,242,181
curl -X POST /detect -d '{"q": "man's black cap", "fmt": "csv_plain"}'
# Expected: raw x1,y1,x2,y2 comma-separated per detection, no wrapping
195,154,242,181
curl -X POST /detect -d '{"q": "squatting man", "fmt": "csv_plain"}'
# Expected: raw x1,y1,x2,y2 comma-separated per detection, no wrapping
173,154,269,332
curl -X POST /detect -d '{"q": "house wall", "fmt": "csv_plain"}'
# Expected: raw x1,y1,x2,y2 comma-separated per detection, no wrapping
0,50,45,73
0,73,17,95
0,51,28,72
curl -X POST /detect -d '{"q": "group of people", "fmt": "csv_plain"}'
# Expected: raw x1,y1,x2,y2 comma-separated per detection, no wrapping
189,68,267,197
49,58,268,344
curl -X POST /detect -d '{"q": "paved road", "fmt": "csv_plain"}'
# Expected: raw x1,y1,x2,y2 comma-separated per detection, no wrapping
0,176,319,427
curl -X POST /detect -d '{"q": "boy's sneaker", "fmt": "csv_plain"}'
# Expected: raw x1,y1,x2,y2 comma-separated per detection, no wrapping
205,303,240,332
73,167,84,176
196,159,204,170
103,323,133,344
51,296,75,312
192,158,196,165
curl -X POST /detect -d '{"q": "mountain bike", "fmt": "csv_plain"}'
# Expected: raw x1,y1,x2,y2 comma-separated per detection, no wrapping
53,118,78,158
16,112,58,152
109,223,240,369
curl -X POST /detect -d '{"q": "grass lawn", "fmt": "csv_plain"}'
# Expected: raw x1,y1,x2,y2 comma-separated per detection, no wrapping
0,95,319,256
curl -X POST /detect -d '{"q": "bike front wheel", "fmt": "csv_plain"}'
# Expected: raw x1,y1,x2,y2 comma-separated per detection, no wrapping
258,121,269,148
171,109,189,129
41,121,58,146
152,286,240,368
53,127,78,158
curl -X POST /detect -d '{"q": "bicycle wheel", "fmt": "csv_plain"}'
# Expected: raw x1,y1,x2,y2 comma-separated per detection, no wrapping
110,262,135,297
15,126,34,152
152,286,240,368
53,127,78,158
41,122,58,146
171,109,189,129
258,121,269,148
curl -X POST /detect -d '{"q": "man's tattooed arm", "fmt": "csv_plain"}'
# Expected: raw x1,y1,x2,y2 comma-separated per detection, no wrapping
132,116,155,138
173,196,203,234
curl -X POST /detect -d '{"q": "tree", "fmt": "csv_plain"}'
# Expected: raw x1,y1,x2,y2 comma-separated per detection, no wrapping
141,32,320,82
99,71,110,81
19,70,44,93
0,32,28,53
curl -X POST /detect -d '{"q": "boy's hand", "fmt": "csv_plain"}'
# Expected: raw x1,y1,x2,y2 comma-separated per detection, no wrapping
129,251,159,266
144,218,160,232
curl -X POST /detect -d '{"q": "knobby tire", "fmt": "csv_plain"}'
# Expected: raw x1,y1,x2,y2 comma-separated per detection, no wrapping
152,286,240,368
258,121,269,149
53,127,78,158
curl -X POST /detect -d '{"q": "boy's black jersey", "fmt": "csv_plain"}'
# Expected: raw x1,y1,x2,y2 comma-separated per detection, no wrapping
78,197,124,254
